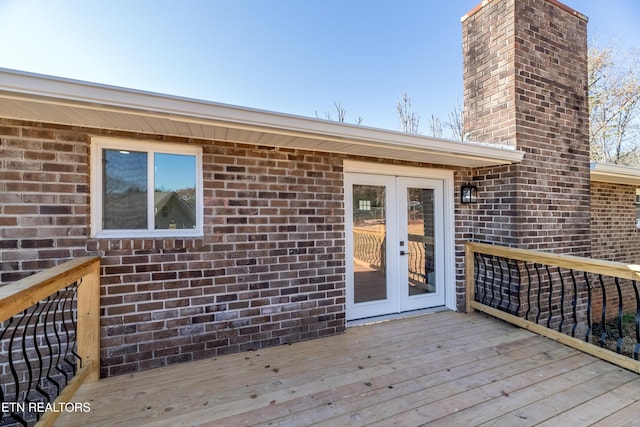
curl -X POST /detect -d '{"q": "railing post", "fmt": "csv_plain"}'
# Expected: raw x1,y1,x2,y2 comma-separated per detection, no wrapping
77,258,101,383
465,243,475,313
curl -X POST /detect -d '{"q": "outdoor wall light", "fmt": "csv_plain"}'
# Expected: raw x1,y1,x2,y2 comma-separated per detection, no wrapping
461,183,478,204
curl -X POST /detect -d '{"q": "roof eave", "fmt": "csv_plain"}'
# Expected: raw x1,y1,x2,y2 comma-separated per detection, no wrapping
0,68,524,168
590,162,640,186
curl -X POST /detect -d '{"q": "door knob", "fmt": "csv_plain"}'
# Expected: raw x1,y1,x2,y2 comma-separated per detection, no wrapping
400,251,410,256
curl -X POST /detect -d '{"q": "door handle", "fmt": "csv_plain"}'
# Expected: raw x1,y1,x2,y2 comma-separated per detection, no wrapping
400,251,411,256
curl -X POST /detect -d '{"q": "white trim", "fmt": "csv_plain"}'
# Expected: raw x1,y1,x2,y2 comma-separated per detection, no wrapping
346,162,457,311
345,173,400,320
590,162,640,186
343,160,455,180
344,161,457,313
90,137,203,238
0,68,524,168
397,176,446,311
443,174,456,311
347,306,449,327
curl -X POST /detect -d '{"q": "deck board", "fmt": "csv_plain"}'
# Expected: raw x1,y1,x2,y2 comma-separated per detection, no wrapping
591,399,640,427
536,377,640,426
434,360,627,427
56,311,640,426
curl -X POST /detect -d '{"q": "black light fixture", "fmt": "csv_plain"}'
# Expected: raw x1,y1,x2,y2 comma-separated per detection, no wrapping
461,183,478,204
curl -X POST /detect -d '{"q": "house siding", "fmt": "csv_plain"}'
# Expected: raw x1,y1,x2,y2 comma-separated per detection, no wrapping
1,121,90,276
3,118,480,376
0,120,348,376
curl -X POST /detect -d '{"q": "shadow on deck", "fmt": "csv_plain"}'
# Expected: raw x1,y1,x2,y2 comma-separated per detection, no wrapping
57,311,640,426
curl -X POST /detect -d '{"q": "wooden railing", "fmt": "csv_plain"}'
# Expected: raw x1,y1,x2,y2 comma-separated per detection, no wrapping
466,242,640,374
0,257,100,427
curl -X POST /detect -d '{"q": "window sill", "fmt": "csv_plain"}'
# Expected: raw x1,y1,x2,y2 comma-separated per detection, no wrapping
91,230,203,239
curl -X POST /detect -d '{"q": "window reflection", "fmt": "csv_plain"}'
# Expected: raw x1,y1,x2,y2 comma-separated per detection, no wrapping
154,153,196,230
103,150,148,229
352,184,387,303
101,150,197,230
407,188,436,295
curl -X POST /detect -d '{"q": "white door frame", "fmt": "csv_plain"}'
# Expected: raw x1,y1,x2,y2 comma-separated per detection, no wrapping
343,160,456,318
397,176,445,312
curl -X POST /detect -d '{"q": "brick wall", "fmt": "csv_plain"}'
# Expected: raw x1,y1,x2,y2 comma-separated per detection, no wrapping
462,0,590,255
590,181,640,320
0,122,90,277
591,181,640,263
0,119,346,377
463,0,516,148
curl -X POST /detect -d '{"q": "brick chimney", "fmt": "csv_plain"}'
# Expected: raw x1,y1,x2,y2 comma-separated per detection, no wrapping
462,0,590,255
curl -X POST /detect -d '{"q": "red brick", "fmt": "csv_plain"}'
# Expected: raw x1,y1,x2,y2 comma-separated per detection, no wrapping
462,0,589,254
1,114,348,378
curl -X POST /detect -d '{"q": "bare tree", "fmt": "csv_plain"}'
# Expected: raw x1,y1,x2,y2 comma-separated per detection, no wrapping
428,115,443,138
333,101,347,123
446,97,465,142
315,101,363,125
396,92,466,140
397,92,420,134
589,44,640,165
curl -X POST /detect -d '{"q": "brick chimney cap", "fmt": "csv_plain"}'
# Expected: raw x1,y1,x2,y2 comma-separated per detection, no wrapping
461,0,588,23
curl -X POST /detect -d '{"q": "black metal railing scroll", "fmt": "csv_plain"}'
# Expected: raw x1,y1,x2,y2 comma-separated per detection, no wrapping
407,235,435,286
473,253,523,317
353,230,433,284
353,230,385,271
1,281,81,427
470,244,640,367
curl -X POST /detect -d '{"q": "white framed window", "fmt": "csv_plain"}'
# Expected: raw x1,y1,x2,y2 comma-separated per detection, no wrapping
358,199,371,211
91,137,203,238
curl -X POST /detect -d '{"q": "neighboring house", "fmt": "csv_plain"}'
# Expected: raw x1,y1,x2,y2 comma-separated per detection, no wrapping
154,192,197,230
104,190,196,230
1,0,639,377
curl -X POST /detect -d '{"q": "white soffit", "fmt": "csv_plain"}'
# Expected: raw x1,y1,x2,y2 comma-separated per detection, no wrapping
590,162,640,186
0,68,524,168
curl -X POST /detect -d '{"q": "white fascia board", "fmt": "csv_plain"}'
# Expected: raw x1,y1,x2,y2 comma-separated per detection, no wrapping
590,162,640,186
0,68,523,166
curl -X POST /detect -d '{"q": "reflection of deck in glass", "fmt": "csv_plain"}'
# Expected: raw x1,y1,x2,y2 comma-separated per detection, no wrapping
353,262,386,303
354,261,431,303
353,227,386,303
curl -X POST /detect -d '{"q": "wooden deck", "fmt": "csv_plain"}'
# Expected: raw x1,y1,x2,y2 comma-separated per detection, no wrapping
57,311,640,426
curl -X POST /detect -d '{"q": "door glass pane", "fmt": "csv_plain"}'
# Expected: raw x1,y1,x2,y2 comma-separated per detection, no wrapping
103,149,148,229
407,188,435,295
352,184,387,303
154,153,197,230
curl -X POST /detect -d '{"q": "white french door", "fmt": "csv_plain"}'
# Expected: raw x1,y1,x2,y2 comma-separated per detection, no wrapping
345,173,446,320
